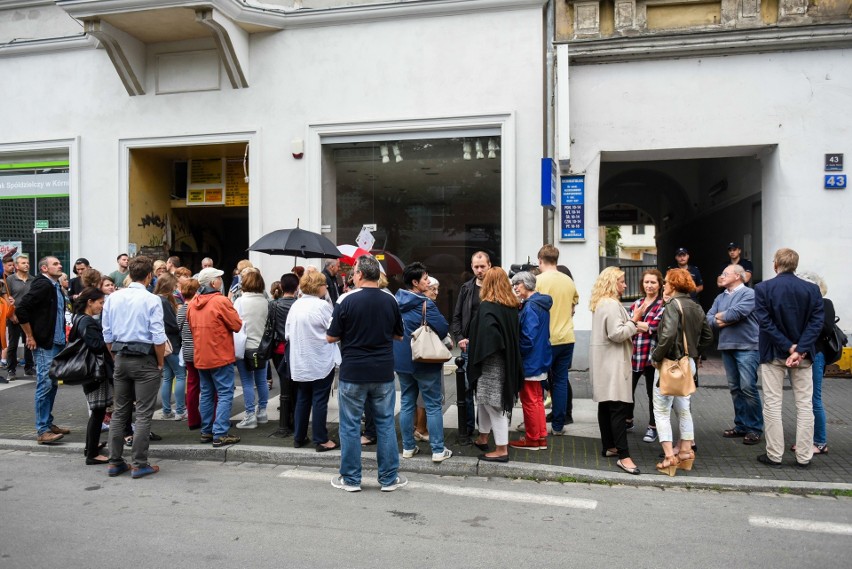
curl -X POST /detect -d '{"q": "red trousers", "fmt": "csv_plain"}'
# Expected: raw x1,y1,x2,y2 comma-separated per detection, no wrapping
186,363,201,428
520,380,548,441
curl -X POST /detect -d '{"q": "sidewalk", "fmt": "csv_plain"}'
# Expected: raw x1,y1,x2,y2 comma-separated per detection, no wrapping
1,358,851,492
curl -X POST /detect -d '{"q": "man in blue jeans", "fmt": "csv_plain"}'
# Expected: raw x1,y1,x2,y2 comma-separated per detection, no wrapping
707,264,763,445
188,267,244,448
327,255,404,492
16,256,70,444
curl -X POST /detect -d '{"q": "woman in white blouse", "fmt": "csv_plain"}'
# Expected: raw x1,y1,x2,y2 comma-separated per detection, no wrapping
285,271,339,451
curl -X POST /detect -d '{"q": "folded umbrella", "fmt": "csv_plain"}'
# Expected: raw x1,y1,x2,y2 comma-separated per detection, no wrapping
248,228,342,259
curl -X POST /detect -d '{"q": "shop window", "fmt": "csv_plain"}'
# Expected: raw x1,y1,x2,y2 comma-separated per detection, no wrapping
0,164,70,269
322,135,501,316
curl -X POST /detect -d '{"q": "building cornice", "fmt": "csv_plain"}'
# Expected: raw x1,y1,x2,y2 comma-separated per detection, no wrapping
561,24,852,64
56,0,547,30
0,33,97,56
0,1,54,9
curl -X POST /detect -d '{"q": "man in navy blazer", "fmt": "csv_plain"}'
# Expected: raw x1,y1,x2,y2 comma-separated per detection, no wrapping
754,248,824,468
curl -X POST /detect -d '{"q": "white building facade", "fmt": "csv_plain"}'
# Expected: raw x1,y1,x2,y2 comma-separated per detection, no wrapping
0,0,551,322
554,2,852,362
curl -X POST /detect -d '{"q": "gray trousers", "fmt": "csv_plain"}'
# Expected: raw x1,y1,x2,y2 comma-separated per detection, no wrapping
108,354,161,468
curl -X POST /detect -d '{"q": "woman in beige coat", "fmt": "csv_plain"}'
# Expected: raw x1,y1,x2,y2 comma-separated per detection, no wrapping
589,267,648,475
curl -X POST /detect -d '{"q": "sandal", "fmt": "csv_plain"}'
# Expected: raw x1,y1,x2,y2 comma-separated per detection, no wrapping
722,428,746,438
656,454,679,477
813,444,829,455
743,432,761,445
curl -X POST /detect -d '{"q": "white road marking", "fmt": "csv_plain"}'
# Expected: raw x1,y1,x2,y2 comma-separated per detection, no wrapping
749,516,852,536
279,469,597,510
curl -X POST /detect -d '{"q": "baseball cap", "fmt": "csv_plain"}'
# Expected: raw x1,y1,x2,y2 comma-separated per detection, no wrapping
197,267,224,286
727,242,740,250
675,248,688,255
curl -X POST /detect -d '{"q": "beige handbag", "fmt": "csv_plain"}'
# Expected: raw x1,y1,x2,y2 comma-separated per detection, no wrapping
410,302,452,363
659,299,696,397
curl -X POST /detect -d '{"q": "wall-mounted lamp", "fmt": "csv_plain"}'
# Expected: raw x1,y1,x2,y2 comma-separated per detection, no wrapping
487,138,498,159
707,179,728,198
462,141,471,161
392,143,402,163
380,144,390,164
291,139,303,160
475,139,484,160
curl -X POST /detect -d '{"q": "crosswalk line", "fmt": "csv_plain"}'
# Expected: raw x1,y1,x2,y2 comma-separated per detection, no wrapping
278,469,597,510
749,516,852,536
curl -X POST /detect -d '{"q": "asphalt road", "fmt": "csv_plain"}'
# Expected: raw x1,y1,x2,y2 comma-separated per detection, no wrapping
1,451,850,568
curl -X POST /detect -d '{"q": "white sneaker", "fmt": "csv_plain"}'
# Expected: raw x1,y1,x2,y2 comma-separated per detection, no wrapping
432,448,453,462
381,475,408,492
548,425,568,436
331,475,361,492
515,422,526,432
236,413,257,429
173,412,187,421
643,427,658,443
402,446,421,458
162,411,175,420
255,408,268,424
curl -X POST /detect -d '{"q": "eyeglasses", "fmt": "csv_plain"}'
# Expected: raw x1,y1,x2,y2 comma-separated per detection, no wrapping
720,272,737,277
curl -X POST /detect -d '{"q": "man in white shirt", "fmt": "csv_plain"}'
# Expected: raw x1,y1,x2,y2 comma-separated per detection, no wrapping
102,255,167,479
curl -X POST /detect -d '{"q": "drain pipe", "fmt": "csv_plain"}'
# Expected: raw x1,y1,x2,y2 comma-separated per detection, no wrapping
543,0,556,245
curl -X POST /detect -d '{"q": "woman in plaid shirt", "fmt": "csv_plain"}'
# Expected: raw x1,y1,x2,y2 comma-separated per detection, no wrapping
627,269,665,443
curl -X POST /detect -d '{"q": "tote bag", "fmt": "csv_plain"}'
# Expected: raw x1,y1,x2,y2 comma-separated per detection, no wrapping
659,299,696,397
411,302,452,364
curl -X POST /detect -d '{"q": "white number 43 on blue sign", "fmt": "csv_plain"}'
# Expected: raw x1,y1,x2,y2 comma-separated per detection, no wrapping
824,175,847,189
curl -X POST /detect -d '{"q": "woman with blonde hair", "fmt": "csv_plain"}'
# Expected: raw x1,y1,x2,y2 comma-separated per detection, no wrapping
233,269,270,429
469,267,523,462
228,260,255,301
285,270,338,451
589,266,647,475
651,268,713,475
797,271,834,455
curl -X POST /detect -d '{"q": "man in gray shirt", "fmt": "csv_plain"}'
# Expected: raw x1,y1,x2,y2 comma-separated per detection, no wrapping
6,254,35,379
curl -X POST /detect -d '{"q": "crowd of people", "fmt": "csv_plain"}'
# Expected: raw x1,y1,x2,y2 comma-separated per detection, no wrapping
0,241,837,485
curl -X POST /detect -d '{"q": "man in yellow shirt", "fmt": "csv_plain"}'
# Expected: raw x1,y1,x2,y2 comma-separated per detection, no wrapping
535,245,579,435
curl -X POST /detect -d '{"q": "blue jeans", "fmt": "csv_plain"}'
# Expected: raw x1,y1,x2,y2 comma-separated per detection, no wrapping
812,351,827,446
199,364,236,438
337,380,399,487
398,370,446,455
235,359,269,414
34,344,62,435
721,349,763,435
294,369,334,445
549,343,575,430
161,353,186,415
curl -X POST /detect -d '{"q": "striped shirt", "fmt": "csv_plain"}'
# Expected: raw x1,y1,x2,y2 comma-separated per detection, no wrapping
177,303,194,363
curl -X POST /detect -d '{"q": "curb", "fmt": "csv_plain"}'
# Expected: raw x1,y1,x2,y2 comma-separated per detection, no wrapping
3,438,850,495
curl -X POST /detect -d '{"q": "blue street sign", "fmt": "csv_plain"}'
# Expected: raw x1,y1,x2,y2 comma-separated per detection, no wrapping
560,175,585,241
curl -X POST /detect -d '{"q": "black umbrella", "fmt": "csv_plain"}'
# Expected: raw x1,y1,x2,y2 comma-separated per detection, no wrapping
247,227,341,259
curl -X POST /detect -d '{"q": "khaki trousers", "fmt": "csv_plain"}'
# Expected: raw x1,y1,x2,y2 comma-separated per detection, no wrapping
761,359,814,464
